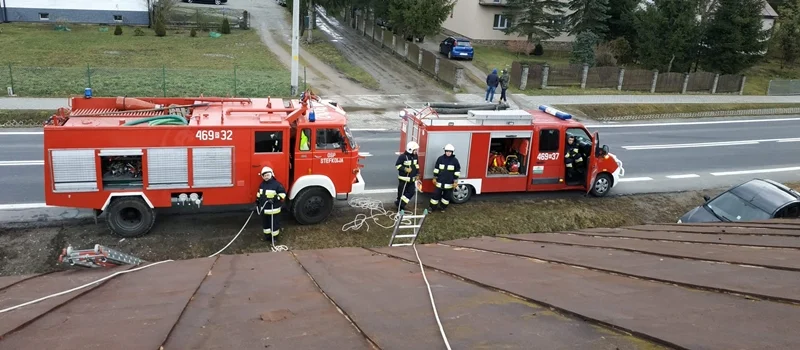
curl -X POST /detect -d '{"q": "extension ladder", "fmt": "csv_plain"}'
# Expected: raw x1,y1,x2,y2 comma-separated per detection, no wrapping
389,209,429,247
58,244,146,268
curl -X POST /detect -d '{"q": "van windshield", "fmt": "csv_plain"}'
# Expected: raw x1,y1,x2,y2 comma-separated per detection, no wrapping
343,124,358,149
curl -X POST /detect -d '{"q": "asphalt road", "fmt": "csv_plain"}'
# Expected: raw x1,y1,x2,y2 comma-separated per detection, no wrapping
2,115,800,207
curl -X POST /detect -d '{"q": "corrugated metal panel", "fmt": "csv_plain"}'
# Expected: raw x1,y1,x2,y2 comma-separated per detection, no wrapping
51,149,97,192
147,148,189,189
192,147,233,187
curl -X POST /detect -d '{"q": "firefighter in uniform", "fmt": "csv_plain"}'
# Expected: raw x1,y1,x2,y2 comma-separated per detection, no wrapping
564,135,584,181
395,141,420,211
255,166,287,243
429,144,461,212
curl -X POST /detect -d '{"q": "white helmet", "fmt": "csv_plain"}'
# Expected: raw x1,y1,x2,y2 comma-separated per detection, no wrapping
260,166,273,175
444,144,455,152
406,141,419,153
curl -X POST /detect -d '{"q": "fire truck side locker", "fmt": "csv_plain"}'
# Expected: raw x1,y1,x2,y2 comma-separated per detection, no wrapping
422,131,475,204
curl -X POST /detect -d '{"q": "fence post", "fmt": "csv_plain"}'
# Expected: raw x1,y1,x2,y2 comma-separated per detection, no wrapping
541,64,549,89
434,57,440,79
520,64,530,90
233,65,238,97
738,76,746,95
162,65,167,97
650,70,658,93
617,68,625,91
7,64,14,95
454,67,465,92
580,63,589,89
681,73,689,94
712,74,719,94
417,50,423,70
86,64,92,89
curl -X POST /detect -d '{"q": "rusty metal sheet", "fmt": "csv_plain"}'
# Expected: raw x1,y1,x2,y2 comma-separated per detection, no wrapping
374,244,800,350
295,247,663,350
627,224,800,236
0,274,41,291
570,229,800,248
163,252,372,350
446,236,800,304
0,258,214,350
0,266,131,338
503,233,800,271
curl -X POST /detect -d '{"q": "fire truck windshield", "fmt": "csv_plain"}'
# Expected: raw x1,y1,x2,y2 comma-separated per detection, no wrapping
343,124,358,149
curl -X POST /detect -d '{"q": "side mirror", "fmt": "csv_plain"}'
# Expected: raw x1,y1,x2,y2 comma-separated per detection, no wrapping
602,145,609,154
703,194,711,202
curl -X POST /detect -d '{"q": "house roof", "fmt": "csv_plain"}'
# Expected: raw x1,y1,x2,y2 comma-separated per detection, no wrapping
2,219,800,349
763,1,779,18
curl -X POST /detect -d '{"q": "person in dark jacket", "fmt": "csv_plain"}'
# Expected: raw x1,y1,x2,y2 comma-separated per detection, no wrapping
499,69,510,102
485,68,499,102
428,143,461,212
395,141,420,212
564,135,585,182
255,166,287,244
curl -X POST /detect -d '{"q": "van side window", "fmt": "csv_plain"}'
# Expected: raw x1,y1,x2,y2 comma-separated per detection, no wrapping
298,128,311,151
316,128,343,150
255,131,282,153
539,129,559,152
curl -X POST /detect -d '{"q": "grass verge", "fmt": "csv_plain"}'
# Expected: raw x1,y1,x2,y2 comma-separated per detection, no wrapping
0,23,289,97
0,110,53,127
300,29,380,90
8,183,800,276
554,103,800,121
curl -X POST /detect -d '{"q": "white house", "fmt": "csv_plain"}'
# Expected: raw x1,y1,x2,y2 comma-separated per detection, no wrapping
1,0,151,25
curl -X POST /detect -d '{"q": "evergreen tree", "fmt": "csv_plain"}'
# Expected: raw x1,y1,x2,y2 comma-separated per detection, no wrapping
502,0,566,43
603,0,638,41
386,0,455,38
774,0,800,68
565,0,611,36
632,0,701,72
700,0,769,74
571,31,600,65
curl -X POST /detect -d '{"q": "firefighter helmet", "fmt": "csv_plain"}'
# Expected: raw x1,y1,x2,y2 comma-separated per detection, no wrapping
260,166,273,175
406,141,419,153
444,144,455,152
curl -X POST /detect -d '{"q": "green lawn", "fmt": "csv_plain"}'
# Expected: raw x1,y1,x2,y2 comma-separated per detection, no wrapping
0,23,290,97
301,29,380,90
555,103,800,121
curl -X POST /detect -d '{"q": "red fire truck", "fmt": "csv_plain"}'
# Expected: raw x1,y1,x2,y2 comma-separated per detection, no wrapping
42,91,366,238
398,104,624,203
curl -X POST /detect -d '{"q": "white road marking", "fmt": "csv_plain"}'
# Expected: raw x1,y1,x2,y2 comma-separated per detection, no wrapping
0,131,44,135
587,117,800,129
350,128,388,131
617,177,653,182
710,166,800,176
0,160,44,166
623,137,800,150
666,174,700,179
0,203,50,210
359,152,372,157
357,188,397,194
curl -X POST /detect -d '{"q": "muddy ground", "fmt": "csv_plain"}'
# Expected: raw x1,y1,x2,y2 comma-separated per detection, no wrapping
0,185,772,277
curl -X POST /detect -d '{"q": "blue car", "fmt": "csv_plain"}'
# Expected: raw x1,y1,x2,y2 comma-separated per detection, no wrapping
439,36,474,60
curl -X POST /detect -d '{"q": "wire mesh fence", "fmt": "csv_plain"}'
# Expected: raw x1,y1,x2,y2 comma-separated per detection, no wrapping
0,64,293,98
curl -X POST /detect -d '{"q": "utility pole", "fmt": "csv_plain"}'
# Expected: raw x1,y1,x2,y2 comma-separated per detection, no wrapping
291,0,300,96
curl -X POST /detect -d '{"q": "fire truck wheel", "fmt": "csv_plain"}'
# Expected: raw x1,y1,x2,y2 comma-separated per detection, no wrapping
105,196,156,238
590,173,612,197
291,187,333,225
451,184,473,204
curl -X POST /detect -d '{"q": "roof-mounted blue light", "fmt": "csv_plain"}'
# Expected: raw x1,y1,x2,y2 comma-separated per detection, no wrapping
538,105,572,120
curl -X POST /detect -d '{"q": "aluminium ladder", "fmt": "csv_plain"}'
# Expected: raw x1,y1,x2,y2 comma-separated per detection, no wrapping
58,244,146,268
388,209,429,247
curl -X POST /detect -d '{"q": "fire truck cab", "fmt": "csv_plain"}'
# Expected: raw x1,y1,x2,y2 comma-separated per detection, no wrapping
42,92,365,238
398,105,624,203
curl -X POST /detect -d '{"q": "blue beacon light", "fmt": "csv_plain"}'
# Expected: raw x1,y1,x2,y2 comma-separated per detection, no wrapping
538,105,572,120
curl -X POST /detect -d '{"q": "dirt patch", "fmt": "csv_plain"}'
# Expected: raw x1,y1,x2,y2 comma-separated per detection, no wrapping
555,103,800,121
8,183,798,277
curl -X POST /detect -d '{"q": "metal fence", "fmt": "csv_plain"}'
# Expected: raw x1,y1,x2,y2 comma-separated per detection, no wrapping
767,79,800,95
1,63,294,98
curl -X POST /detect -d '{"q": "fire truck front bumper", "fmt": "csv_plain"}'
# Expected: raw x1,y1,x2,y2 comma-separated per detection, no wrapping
609,153,624,188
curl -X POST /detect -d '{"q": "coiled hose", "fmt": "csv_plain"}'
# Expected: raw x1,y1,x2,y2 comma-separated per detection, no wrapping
122,115,189,126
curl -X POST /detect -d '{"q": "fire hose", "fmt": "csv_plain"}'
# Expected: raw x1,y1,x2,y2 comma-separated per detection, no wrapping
0,204,284,315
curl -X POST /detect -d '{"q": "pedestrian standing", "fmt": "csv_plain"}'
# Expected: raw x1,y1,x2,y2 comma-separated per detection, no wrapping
485,69,499,102
255,166,287,245
428,144,461,212
499,69,510,103
395,141,420,212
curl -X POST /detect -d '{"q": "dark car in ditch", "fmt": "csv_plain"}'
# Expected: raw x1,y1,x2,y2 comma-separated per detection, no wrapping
678,178,800,223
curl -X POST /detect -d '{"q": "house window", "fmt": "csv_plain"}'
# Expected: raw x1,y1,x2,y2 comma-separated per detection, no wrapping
39,13,50,21
493,14,509,30
113,15,123,22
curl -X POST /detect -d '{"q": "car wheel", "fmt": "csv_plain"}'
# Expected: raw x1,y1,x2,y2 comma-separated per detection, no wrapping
451,184,473,204
215,0,221,4
590,173,612,197
447,51,452,59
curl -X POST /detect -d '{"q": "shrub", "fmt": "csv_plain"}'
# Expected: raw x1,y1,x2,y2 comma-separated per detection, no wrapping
532,43,544,56
154,20,167,37
221,18,231,34
594,43,618,67
507,40,534,56
114,25,123,35
608,37,633,64
134,27,145,36
190,28,197,37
